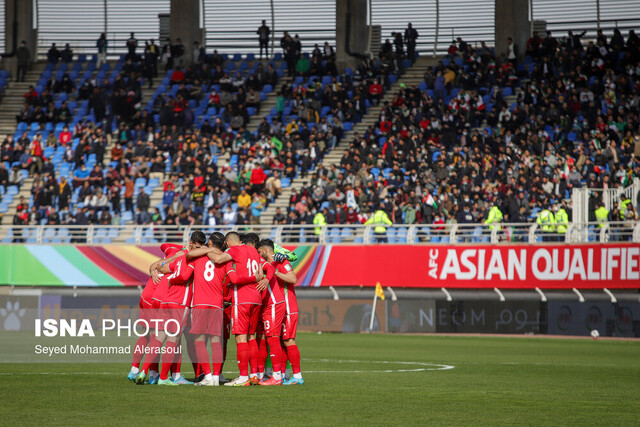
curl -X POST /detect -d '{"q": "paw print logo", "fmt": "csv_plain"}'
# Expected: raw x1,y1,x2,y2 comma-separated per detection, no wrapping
0,301,27,330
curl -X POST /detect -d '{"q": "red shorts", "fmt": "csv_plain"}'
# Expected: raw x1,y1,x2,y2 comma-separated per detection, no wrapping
231,303,261,335
138,297,154,323
190,306,224,336
151,298,162,310
262,303,286,338
223,306,232,340
282,312,298,340
159,303,189,335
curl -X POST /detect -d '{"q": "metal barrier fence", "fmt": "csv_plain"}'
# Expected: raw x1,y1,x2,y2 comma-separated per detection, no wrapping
1,222,638,245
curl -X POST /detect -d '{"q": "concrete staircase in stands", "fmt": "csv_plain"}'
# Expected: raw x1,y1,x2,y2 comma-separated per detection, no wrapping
0,62,48,226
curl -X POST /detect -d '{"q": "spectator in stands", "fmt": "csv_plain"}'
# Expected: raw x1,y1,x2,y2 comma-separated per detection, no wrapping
221,204,236,225
404,23,418,61
60,43,73,62
96,33,108,68
251,194,263,224
0,163,7,191
193,41,206,65
16,40,30,83
127,32,138,61
257,20,270,59
172,38,186,69
136,187,150,213
273,206,286,224
504,37,518,65
237,187,251,208
281,32,296,77
47,43,60,63
8,166,23,189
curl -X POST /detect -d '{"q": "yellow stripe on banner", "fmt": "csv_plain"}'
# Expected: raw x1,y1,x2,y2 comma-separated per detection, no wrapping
293,248,316,275
104,245,161,274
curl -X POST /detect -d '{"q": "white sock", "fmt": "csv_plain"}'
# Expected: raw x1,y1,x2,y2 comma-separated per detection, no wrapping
239,375,249,382
293,373,302,379
213,375,219,382
130,366,139,374
204,373,213,381
249,373,258,379
258,372,264,380
172,372,181,381
150,370,159,378
273,371,282,380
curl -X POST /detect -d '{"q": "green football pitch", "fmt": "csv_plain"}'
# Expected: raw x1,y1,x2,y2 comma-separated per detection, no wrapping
1,333,638,425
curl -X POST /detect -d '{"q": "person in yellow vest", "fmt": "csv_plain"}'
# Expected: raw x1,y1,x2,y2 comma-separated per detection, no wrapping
619,195,631,220
555,203,569,241
484,205,503,232
537,206,555,242
594,202,609,228
313,207,326,239
365,208,393,242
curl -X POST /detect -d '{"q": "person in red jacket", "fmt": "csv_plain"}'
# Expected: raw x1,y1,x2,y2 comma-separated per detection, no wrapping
250,166,268,193
368,78,383,104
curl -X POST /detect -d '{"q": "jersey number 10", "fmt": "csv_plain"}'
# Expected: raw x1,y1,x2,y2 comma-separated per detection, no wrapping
246,259,259,275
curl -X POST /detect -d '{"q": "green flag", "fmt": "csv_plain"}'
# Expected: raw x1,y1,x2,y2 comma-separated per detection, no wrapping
272,136,283,152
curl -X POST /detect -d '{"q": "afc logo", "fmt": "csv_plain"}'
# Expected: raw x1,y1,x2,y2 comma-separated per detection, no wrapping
428,249,439,280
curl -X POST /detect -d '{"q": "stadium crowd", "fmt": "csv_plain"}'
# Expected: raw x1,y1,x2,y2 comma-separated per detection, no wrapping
3,25,640,240
5,25,404,232
283,29,640,240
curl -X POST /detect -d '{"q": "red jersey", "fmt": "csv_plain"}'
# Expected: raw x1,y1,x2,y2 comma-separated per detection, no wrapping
279,260,298,314
140,277,157,304
262,260,285,308
190,256,225,309
163,254,194,306
226,245,262,305
151,275,170,304
151,245,187,304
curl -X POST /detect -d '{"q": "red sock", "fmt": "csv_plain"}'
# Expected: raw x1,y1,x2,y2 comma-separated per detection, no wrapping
141,338,163,374
281,343,289,371
257,336,268,373
287,344,301,374
236,342,249,377
266,337,282,374
248,339,259,375
211,341,223,375
161,342,177,380
186,337,199,376
131,335,149,368
194,340,211,376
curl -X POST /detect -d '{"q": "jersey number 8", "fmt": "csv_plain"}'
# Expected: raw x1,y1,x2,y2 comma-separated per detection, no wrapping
204,260,215,281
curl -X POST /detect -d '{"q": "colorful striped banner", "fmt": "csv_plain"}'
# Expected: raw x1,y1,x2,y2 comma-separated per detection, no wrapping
0,244,315,287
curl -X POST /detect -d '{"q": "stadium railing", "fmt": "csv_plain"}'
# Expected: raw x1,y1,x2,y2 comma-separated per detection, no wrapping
1,222,638,245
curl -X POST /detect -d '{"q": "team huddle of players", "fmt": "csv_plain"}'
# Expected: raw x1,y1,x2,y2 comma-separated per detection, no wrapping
126,230,303,386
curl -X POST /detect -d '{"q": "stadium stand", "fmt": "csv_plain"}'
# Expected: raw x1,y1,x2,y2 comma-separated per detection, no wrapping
273,31,640,243
1,34,409,244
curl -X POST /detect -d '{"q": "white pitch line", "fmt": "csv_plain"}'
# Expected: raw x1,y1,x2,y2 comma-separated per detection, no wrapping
0,360,455,375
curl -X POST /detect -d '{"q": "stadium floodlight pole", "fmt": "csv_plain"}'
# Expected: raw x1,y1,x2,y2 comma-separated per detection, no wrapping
270,0,275,59
433,0,439,58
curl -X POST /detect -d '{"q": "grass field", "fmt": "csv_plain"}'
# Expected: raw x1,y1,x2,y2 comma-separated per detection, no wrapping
1,333,639,425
